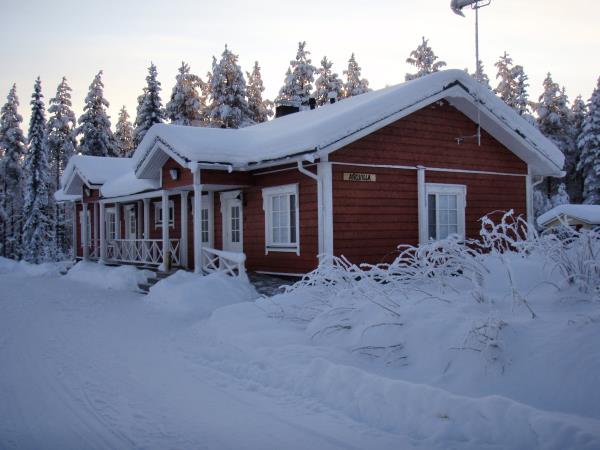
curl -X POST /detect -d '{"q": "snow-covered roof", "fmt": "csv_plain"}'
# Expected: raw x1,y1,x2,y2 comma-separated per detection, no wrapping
100,170,160,198
54,189,81,203
61,155,133,195
537,204,600,227
134,69,564,178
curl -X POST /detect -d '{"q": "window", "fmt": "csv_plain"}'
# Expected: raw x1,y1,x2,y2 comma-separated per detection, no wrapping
426,183,466,240
262,184,299,253
201,208,209,243
154,200,175,228
105,209,116,241
125,205,136,238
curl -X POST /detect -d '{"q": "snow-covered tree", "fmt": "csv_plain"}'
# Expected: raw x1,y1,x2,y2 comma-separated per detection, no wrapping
314,56,343,106
469,60,491,89
115,106,135,157
76,71,118,157
165,62,206,126
550,183,570,208
535,73,574,202
133,63,165,146
405,37,447,81
562,94,587,203
275,41,316,107
512,65,530,116
206,46,254,129
342,53,370,98
577,77,600,204
0,84,26,259
47,76,76,257
246,61,273,123
22,78,55,263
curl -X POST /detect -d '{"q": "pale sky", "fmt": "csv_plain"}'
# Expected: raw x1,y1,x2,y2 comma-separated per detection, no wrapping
1,0,599,128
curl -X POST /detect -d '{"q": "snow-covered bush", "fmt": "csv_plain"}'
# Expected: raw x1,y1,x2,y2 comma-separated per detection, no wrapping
274,211,599,364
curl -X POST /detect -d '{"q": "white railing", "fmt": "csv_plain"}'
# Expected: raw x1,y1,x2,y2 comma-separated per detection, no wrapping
107,239,181,266
201,247,247,279
88,239,100,259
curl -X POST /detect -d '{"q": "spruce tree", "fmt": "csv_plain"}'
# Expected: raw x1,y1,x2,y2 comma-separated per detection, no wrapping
470,60,491,89
405,37,447,81
206,46,254,128
47,76,76,256
535,73,574,202
165,62,206,126
77,71,118,157
133,63,165,146
568,95,587,203
577,77,600,204
342,53,370,98
512,66,530,116
494,52,531,117
246,61,273,123
275,41,316,107
115,106,135,157
0,84,27,259
314,56,343,106
22,78,55,263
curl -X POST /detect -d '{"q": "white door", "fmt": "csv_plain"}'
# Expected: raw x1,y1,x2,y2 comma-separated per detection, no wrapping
221,194,243,253
124,205,137,240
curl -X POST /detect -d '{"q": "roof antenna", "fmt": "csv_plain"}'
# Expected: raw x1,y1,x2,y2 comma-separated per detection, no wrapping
451,0,492,146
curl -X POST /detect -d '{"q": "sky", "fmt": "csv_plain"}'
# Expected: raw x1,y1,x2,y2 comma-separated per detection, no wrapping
1,0,599,128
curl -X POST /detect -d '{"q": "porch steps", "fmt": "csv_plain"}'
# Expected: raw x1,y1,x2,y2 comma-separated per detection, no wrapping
137,269,177,295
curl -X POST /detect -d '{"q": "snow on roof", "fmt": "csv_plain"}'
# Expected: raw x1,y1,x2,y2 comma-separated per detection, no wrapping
100,170,160,198
134,69,564,177
61,155,133,195
537,204,600,227
54,189,81,203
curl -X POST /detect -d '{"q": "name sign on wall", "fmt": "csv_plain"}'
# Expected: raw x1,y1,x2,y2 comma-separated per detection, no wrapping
343,172,377,182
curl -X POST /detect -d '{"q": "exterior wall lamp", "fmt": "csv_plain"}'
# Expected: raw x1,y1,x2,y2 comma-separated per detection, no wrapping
169,168,180,181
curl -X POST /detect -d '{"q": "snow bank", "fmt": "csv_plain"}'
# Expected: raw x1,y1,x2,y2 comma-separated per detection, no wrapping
0,256,67,276
65,261,153,291
189,213,600,448
146,271,258,318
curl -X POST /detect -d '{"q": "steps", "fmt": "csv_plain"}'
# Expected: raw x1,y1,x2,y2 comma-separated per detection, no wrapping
137,270,176,295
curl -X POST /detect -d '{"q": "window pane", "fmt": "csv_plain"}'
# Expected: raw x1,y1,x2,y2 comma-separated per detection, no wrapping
448,224,458,235
449,210,458,225
428,194,436,240
440,210,449,225
439,194,448,209
439,225,449,239
448,195,457,209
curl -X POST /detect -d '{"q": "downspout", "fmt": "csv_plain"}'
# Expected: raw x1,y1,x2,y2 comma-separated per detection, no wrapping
297,159,324,258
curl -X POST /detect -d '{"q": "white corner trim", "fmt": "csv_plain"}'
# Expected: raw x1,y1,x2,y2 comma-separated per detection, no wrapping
417,167,427,245
318,162,333,258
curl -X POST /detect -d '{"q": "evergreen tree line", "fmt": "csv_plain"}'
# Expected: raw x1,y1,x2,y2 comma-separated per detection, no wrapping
1,38,599,263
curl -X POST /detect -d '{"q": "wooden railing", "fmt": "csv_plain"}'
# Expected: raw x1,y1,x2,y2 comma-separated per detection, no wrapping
201,247,247,279
88,239,100,259
107,239,181,266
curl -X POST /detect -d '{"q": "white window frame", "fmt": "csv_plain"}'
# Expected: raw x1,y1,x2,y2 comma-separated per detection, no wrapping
190,193,213,247
262,184,300,255
425,183,467,241
124,204,137,239
105,207,116,241
154,200,175,229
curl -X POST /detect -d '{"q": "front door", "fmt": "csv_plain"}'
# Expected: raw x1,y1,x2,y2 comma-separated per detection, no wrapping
221,192,243,253
124,205,137,240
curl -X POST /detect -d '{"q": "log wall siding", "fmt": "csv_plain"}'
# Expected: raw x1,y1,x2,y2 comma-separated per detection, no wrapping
329,102,528,175
242,168,319,274
330,103,528,265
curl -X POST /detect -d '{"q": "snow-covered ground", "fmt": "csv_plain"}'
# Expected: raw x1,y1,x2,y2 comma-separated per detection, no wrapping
1,219,599,449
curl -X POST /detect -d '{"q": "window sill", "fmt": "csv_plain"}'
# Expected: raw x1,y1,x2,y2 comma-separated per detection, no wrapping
265,245,300,255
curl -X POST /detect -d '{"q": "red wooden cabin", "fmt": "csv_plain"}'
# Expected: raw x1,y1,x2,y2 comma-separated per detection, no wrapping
56,70,563,276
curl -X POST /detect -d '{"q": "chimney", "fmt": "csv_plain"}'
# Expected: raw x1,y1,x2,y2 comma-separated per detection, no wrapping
275,104,300,118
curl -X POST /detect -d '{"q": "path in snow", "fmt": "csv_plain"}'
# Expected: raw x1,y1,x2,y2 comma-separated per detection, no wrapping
0,273,414,450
